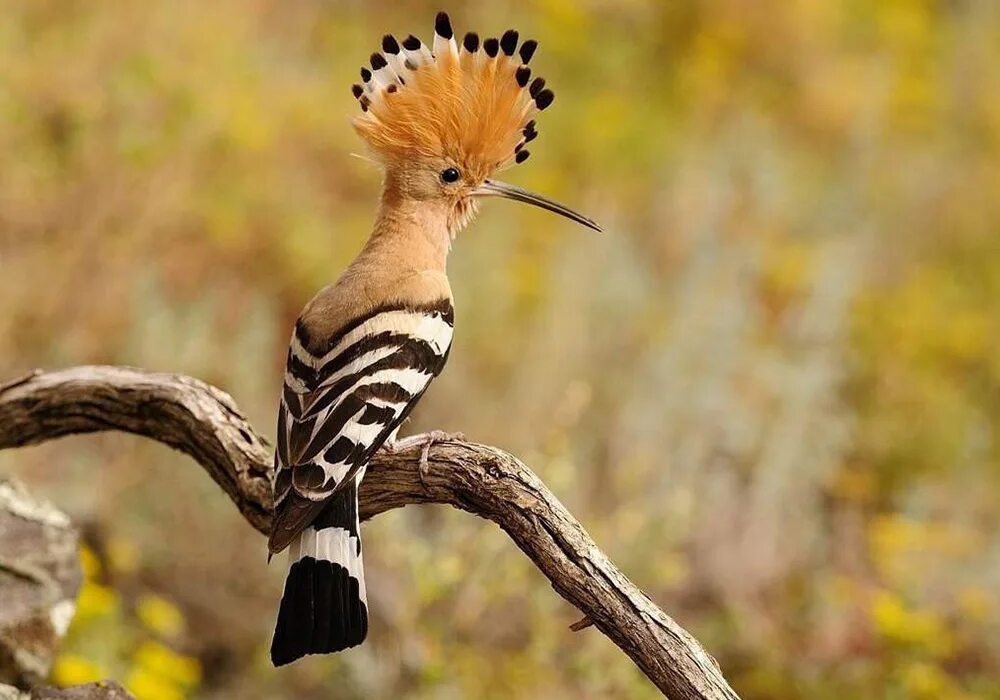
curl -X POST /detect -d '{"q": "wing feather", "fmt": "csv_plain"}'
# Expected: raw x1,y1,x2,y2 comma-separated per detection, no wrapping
269,301,453,554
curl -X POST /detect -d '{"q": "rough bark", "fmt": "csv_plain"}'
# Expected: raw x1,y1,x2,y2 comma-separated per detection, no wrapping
0,366,740,700
0,479,81,688
0,681,135,699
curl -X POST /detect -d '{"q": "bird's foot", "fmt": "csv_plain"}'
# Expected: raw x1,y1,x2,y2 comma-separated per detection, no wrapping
383,430,465,487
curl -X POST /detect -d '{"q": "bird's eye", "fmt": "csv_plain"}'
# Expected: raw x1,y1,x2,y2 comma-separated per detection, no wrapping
440,167,461,183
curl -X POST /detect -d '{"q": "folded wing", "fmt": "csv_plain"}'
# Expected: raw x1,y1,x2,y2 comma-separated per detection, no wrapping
268,299,454,554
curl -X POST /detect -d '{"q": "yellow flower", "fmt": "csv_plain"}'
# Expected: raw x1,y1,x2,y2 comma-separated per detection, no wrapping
79,544,102,581
52,654,106,687
136,594,186,639
870,590,953,657
75,581,120,623
133,640,201,689
900,661,952,699
126,667,185,700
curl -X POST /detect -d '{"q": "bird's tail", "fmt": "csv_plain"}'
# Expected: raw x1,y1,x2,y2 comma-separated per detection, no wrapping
270,478,368,666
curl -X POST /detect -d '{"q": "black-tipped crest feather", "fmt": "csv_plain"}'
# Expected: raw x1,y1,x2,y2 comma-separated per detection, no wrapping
382,35,400,54
519,40,538,64
434,12,453,39
535,89,555,110
500,30,519,56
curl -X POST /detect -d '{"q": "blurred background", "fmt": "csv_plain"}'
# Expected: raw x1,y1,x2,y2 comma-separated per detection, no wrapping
2,0,998,698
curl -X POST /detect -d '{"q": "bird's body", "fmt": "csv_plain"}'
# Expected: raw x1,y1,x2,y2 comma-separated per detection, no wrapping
268,187,455,664
268,12,599,667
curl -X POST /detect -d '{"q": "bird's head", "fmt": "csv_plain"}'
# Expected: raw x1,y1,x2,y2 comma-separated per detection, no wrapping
352,12,601,236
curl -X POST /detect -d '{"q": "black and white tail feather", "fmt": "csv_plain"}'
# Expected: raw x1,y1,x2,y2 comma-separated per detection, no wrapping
270,478,368,665
269,298,453,665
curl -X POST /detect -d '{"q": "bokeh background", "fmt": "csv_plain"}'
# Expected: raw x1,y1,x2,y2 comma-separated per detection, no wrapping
2,0,999,698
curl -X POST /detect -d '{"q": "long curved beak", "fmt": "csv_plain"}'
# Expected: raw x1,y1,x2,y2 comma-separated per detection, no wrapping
474,179,603,233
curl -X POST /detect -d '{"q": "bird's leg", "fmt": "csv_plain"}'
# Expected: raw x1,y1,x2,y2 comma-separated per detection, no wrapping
382,430,466,484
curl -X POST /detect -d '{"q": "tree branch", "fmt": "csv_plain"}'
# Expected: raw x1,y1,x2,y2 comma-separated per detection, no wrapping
0,366,740,700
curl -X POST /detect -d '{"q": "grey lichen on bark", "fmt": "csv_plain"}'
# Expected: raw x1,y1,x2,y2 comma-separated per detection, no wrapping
0,681,135,699
0,480,81,688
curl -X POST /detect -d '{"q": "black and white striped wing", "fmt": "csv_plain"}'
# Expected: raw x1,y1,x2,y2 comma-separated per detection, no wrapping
268,300,454,553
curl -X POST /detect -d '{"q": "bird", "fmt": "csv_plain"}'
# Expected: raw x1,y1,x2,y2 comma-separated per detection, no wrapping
268,11,601,667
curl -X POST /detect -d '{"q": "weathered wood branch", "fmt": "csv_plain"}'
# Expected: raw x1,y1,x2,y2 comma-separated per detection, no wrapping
1,680,135,699
0,479,81,688
0,366,740,700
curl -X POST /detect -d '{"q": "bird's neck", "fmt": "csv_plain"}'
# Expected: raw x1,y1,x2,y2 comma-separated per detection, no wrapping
361,186,452,274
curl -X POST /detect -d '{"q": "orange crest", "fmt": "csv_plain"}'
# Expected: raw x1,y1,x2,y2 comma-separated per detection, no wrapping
351,12,553,181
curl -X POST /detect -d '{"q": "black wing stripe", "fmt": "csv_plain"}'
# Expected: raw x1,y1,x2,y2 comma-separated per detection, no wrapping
286,348,317,386
298,298,455,359
288,415,318,463
358,403,396,425
312,420,399,496
354,381,413,405
292,463,328,491
298,370,431,465
323,436,357,465
295,314,450,386
291,378,426,499
298,394,368,464
283,383,306,420
312,331,408,385
299,344,440,422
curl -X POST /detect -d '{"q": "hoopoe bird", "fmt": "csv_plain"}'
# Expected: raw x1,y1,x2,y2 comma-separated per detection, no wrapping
268,12,601,666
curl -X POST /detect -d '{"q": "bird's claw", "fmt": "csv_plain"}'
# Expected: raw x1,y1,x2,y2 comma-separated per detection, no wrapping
384,430,465,489
418,430,465,475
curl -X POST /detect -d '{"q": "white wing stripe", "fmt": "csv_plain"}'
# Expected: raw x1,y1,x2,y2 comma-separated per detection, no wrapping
415,313,453,354
322,310,451,366
318,344,401,389
340,419,387,451
353,366,434,396
283,373,308,393
308,366,434,433
290,309,453,370
313,455,352,487
309,404,363,446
